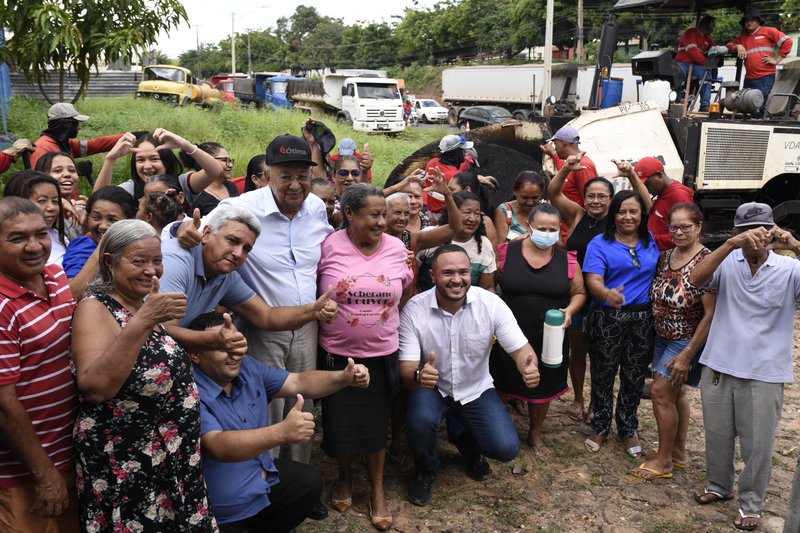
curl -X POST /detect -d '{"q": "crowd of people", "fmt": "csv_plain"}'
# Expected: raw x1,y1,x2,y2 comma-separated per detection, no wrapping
1,103,800,533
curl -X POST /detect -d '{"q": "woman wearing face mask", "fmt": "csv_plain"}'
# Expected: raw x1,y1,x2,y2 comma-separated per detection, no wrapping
489,204,586,455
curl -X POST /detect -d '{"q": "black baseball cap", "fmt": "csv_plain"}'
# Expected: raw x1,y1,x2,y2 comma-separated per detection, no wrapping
266,135,318,166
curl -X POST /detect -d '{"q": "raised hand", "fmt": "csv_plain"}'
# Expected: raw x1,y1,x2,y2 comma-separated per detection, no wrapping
728,226,771,252
140,276,187,325
360,143,374,170
767,226,800,253
177,208,203,249
314,286,338,323
152,128,192,152
217,312,248,356
281,394,315,444
611,158,635,178
518,352,540,389
107,132,138,161
418,352,439,388
564,152,587,172
343,357,370,388
423,166,446,195
2,138,35,158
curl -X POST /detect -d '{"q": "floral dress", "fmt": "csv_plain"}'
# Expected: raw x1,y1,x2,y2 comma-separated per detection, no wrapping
73,293,217,532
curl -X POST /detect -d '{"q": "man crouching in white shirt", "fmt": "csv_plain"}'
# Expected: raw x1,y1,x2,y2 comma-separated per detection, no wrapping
398,244,539,507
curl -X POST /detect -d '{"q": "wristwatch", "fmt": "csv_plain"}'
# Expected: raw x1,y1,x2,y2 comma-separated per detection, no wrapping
414,367,422,384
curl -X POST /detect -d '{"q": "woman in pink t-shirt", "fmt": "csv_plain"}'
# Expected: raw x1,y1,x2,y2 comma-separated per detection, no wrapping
318,183,413,530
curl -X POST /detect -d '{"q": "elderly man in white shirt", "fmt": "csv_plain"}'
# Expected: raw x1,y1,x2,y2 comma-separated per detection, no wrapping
398,244,539,507
174,135,333,480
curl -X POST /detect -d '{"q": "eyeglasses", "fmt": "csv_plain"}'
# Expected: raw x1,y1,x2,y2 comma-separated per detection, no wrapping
215,157,234,166
585,193,610,202
277,175,312,184
337,169,362,178
668,223,694,233
628,247,641,270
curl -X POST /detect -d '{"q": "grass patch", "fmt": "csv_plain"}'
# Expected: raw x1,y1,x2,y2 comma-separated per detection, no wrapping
5,96,447,194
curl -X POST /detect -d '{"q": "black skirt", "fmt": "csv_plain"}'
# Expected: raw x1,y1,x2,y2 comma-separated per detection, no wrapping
320,350,398,458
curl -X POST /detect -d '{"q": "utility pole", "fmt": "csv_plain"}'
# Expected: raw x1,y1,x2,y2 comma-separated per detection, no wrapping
542,0,554,114
231,12,236,74
195,24,202,78
577,0,584,63
247,32,252,75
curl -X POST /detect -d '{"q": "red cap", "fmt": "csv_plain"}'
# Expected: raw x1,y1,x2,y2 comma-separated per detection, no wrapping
634,157,664,182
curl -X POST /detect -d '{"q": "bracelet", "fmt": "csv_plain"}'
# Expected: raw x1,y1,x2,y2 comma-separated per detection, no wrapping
186,145,198,156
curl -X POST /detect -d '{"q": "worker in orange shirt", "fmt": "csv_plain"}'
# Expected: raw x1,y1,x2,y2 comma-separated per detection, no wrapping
675,15,717,112
726,8,793,118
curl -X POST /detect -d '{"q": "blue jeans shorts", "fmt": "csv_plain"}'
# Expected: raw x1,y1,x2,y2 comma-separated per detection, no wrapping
652,334,703,388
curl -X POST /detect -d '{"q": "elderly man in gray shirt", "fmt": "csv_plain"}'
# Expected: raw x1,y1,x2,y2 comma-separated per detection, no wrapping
160,204,337,358
689,202,800,532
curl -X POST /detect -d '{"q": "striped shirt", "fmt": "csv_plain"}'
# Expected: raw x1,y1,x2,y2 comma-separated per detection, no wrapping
0,264,77,488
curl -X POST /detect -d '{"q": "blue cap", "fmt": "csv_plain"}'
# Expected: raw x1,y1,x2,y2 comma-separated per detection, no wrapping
546,125,580,144
338,138,357,156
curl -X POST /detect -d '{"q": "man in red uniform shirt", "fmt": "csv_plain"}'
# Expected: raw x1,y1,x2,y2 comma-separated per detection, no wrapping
0,197,79,532
727,8,793,118
541,125,597,208
29,102,123,169
635,157,695,250
675,15,717,112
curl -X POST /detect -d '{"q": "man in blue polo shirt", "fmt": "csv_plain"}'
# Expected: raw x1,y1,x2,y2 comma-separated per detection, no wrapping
187,312,369,532
160,204,337,356
689,202,800,532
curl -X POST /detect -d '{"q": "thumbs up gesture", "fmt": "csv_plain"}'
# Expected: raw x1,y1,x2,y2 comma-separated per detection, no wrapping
360,143,374,171
281,394,315,444
343,357,370,388
140,276,187,326
418,352,439,389
314,286,339,323
216,312,248,356
517,351,540,389
177,208,204,249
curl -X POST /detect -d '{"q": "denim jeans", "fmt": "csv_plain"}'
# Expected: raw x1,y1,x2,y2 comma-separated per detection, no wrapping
405,387,520,472
743,74,775,118
677,61,712,110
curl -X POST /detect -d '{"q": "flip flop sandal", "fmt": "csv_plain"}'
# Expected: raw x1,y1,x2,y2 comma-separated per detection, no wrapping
672,459,688,470
694,487,733,505
584,437,601,453
734,508,761,531
626,445,643,458
630,463,673,480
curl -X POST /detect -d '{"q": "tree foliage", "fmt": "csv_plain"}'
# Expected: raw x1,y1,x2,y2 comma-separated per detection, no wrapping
0,0,187,103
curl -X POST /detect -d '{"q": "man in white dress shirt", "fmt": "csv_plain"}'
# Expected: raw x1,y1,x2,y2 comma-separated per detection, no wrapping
399,244,540,507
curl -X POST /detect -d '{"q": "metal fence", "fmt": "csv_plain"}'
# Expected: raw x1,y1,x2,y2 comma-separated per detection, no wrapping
10,70,141,99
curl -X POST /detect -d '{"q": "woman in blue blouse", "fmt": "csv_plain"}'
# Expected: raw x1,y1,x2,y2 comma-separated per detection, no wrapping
582,189,658,458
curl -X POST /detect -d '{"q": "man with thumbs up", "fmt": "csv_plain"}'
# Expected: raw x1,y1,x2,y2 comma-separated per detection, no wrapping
399,244,539,506
188,312,369,532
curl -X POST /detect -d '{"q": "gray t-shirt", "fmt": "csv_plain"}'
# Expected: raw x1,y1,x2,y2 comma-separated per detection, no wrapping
700,249,800,383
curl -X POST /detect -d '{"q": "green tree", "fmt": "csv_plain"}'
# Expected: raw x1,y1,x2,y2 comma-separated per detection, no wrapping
0,0,187,103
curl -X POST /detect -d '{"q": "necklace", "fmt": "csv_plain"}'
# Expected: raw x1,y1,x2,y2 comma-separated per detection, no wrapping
587,215,602,229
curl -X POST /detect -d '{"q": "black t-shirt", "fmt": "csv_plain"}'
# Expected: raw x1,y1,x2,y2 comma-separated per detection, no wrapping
191,180,240,216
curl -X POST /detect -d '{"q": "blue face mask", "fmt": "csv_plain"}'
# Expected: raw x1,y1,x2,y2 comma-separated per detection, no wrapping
530,229,559,249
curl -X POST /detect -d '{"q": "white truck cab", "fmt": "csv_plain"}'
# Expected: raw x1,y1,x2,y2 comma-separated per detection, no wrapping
339,77,405,133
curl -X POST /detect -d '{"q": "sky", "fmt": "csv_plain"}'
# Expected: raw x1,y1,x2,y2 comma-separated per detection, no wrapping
157,0,439,58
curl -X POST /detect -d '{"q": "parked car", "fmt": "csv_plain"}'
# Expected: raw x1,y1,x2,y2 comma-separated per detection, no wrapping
457,105,515,130
415,99,448,123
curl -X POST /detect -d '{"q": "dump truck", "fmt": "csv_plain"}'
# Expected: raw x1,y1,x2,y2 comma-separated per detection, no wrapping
136,65,224,106
287,70,405,133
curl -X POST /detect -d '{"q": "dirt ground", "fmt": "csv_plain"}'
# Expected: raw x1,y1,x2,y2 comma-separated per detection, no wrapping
298,325,800,533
